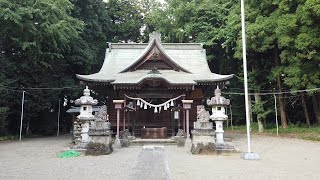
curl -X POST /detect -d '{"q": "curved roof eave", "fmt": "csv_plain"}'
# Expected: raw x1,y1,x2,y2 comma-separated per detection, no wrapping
119,36,191,73
196,74,234,82
76,74,115,83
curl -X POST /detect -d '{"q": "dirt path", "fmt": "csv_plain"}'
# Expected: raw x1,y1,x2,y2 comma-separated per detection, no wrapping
0,133,319,180
168,133,320,180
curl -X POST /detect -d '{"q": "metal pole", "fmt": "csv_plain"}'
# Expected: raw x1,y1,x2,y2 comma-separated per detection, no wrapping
274,94,279,136
241,0,251,153
19,90,25,141
226,106,229,129
230,105,233,131
57,99,61,137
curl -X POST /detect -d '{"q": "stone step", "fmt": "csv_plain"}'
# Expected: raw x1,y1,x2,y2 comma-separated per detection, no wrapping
129,138,177,146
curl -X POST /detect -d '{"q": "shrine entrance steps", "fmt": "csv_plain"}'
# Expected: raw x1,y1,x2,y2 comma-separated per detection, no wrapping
127,146,171,180
129,138,177,146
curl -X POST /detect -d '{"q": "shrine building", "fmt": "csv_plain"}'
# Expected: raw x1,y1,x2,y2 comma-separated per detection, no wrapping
76,32,233,138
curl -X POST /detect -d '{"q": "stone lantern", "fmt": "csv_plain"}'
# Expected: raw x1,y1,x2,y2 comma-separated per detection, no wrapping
75,86,98,145
207,86,230,144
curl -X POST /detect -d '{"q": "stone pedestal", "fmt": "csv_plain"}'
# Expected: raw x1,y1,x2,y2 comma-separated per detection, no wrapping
88,105,112,145
213,119,226,144
89,121,113,145
191,105,216,154
81,121,90,143
191,129,215,145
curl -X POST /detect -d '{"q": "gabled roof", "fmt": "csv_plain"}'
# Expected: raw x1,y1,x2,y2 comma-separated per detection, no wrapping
120,33,190,73
76,32,233,86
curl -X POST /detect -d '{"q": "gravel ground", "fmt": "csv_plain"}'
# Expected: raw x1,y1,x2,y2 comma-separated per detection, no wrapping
0,133,319,180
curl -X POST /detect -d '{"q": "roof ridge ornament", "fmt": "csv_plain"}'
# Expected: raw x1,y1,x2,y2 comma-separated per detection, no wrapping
148,67,161,74
149,31,161,43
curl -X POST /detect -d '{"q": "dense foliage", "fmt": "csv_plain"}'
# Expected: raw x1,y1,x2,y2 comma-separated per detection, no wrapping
146,0,320,130
0,0,142,135
0,0,319,136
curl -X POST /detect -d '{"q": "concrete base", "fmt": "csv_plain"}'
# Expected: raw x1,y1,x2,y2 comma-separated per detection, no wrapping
113,138,122,149
240,152,260,160
215,143,238,154
185,137,192,151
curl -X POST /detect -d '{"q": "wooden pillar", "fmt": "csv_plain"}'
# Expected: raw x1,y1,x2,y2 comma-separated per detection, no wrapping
182,100,193,138
126,109,130,132
185,109,190,138
117,109,120,138
171,110,174,137
113,100,124,140
183,110,186,134
123,100,126,131
123,110,126,131
132,111,136,136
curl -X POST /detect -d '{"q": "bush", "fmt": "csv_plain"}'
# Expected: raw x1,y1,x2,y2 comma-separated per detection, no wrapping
0,107,9,135
85,142,113,156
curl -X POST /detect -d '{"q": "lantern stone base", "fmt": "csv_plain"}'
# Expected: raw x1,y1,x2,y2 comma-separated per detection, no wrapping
71,142,88,150
89,135,112,145
191,129,215,145
215,143,238,154
191,142,216,155
191,129,215,154
194,122,213,129
240,152,260,160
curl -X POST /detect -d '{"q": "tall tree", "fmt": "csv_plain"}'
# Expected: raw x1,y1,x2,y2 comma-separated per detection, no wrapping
107,0,144,42
70,0,113,73
0,0,84,134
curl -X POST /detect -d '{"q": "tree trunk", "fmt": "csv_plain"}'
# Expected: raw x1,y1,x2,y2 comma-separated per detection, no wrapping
301,93,311,127
26,120,30,135
274,44,288,128
254,93,264,132
312,94,320,125
248,94,253,124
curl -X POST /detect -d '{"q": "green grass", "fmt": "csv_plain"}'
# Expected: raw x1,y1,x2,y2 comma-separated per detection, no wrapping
0,135,17,142
225,123,320,141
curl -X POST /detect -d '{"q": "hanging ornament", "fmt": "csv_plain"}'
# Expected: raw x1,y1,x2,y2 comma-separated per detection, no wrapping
137,100,140,106
154,107,158,113
171,100,174,106
159,106,162,112
167,103,170,108
144,103,147,109
164,105,167,110
140,102,143,108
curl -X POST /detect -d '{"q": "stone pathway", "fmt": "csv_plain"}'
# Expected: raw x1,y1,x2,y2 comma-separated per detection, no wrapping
127,145,171,180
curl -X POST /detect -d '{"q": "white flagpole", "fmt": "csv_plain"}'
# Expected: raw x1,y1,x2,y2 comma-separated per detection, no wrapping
19,90,25,141
240,0,260,160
